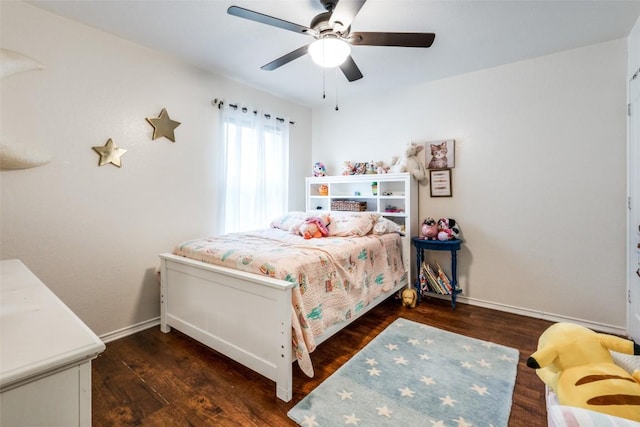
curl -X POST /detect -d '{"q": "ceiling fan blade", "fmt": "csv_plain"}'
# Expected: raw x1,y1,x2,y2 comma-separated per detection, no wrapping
349,32,435,47
339,55,363,82
329,0,367,34
228,6,313,35
261,45,310,71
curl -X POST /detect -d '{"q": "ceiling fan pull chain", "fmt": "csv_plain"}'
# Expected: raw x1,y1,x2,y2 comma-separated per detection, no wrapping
335,67,339,111
322,69,326,99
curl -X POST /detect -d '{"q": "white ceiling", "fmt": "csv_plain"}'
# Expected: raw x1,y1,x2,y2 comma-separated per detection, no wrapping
26,0,640,108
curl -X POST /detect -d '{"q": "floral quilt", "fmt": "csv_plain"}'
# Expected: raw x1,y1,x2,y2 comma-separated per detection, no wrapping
173,228,406,376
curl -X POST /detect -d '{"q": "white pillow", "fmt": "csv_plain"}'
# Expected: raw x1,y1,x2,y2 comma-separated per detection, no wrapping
328,212,379,237
611,351,640,374
270,211,307,232
372,217,403,235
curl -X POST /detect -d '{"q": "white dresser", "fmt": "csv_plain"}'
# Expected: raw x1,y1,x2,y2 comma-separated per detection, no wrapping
0,259,105,427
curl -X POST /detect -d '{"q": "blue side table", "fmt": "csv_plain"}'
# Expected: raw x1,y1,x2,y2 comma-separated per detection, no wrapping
411,237,463,309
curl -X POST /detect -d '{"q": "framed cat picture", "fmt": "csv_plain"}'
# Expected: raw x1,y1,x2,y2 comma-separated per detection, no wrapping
426,139,455,169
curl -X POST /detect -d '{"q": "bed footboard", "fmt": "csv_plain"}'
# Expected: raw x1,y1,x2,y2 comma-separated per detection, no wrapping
159,253,295,402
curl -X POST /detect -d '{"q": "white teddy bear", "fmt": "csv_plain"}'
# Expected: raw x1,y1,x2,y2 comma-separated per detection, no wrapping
390,142,428,183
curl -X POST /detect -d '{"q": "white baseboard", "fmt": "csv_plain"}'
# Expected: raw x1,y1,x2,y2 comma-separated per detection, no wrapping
452,295,628,336
99,317,160,343
99,297,629,344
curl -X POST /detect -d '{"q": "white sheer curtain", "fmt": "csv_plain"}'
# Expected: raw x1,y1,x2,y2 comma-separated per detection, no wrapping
217,104,289,234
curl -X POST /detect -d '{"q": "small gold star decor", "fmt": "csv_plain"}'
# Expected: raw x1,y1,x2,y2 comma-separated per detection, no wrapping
146,108,181,142
92,138,127,167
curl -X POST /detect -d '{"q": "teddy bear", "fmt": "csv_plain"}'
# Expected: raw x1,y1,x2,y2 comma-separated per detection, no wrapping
298,215,330,239
389,142,428,182
421,217,439,240
437,218,460,241
527,322,640,422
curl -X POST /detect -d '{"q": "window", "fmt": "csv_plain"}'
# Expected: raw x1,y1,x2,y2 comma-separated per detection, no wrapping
218,105,289,234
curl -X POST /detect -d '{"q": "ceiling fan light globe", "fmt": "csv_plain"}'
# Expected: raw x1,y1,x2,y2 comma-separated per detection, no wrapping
309,38,351,68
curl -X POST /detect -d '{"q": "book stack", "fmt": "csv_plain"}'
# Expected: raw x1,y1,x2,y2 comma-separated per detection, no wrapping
420,262,454,295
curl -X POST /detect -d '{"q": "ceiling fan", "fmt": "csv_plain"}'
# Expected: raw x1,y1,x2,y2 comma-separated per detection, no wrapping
227,0,435,82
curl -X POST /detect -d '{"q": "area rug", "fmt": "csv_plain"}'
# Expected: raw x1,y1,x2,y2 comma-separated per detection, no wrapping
288,318,519,426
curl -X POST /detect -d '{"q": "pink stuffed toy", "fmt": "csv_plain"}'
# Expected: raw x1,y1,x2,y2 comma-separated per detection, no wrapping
299,216,330,239
421,217,438,240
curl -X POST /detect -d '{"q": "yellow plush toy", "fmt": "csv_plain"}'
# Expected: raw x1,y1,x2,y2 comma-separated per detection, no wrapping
526,322,640,422
401,287,417,308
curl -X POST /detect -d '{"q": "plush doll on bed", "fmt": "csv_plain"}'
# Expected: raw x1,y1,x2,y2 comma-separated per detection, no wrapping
298,215,330,239
526,322,640,422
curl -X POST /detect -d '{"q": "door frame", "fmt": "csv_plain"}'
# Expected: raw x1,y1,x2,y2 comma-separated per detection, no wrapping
628,68,640,341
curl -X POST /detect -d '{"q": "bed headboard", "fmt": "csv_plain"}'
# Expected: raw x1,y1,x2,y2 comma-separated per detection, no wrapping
305,173,418,286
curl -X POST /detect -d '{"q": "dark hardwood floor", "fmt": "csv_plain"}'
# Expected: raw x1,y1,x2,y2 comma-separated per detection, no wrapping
92,296,554,426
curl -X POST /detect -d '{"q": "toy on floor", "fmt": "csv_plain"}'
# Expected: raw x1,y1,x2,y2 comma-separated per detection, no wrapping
526,322,640,422
401,287,417,308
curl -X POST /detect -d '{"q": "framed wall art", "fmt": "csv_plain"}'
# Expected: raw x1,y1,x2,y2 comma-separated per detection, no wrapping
430,169,452,197
426,139,455,169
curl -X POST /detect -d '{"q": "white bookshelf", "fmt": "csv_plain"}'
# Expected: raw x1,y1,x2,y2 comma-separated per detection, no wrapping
305,173,418,285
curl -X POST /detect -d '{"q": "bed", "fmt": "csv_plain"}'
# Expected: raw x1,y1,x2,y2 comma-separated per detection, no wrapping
159,174,417,402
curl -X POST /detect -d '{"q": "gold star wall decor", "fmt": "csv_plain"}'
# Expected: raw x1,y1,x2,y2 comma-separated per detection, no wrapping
92,138,127,167
146,108,181,142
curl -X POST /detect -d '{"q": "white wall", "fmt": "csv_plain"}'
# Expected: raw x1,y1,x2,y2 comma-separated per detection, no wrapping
629,16,640,77
313,39,628,332
0,1,312,337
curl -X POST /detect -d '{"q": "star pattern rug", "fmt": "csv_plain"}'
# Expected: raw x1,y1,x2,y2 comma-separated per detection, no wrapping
288,318,519,426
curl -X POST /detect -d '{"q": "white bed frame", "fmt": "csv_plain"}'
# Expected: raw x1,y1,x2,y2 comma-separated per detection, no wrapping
159,173,417,402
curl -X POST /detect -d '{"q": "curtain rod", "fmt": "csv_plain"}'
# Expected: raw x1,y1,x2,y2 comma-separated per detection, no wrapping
211,98,295,126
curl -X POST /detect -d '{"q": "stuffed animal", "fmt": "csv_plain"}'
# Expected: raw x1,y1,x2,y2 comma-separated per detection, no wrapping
389,142,428,182
298,216,330,239
354,162,367,175
437,218,460,241
342,161,355,176
313,162,326,177
375,160,390,174
401,287,417,308
421,217,439,240
527,322,640,422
